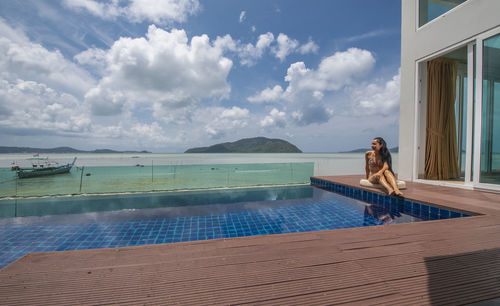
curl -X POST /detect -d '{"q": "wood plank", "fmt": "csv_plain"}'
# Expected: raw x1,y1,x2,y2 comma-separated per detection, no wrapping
1,175,500,305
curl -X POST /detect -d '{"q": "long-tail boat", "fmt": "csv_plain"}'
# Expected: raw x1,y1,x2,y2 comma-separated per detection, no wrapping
16,157,77,179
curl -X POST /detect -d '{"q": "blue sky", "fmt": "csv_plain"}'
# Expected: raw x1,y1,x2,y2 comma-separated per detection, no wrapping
0,0,401,152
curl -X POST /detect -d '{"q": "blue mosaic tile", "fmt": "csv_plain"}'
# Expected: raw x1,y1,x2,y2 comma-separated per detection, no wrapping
430,206,440,218
429,214,440,220
420,204,430,219
412,202,421,217
366,192,372,203
312,179,472,222
384,195,391,207
404,200,412,213
439,209,450,219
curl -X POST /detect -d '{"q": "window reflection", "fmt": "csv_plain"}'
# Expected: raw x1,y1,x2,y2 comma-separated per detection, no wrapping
419,0,468,27
480,34,500,185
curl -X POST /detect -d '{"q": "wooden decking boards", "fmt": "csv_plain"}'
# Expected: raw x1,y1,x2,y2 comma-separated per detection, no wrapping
1,175,499,305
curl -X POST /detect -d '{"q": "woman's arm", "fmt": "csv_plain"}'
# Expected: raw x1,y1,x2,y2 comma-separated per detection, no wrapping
365,152,371,179
376,162,389,176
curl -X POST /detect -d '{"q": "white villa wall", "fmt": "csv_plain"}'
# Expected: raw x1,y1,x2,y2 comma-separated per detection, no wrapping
399,0,500,181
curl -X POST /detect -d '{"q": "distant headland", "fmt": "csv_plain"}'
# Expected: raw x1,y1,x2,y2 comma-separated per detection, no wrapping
338,146,399,153
0,146,151,154
185,137,302,153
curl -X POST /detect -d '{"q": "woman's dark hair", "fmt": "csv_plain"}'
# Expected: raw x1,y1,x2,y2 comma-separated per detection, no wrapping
374,137,393,174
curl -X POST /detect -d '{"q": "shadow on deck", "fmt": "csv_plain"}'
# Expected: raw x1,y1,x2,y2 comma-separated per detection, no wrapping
1,175,500,305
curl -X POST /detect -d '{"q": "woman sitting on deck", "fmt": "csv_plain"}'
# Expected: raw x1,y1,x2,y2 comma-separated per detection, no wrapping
365,137,403,196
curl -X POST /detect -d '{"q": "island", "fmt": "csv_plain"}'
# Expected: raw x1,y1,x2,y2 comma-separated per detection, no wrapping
185,137,302,153
339,146,399,153
0,146,151,154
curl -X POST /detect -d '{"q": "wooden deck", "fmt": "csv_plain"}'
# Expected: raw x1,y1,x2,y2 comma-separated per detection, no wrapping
1,175,500,305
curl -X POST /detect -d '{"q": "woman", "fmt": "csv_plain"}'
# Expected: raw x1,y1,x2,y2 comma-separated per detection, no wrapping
365,137,403,196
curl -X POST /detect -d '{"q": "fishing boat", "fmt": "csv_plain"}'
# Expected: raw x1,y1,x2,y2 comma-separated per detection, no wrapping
16,157,77,179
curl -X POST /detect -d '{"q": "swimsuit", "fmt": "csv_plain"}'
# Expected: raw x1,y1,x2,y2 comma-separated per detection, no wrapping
367,152,383,181
368,152,382,169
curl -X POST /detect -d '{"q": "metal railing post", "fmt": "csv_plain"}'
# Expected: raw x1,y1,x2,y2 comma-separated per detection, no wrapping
79,166,84,193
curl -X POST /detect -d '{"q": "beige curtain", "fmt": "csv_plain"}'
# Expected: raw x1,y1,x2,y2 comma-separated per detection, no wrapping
424,58,459,180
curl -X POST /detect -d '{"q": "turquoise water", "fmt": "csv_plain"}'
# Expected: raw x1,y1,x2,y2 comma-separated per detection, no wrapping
0,153,396,198
0,163,313,197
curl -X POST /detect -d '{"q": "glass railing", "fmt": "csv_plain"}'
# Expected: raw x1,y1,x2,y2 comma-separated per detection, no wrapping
0,162,314,199
0,185,315,219
0,152,402,219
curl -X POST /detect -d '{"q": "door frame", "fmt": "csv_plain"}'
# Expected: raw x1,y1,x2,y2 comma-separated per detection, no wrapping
413,25,500,192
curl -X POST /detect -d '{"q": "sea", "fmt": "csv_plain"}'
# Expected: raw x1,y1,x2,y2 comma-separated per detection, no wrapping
0,153,398,198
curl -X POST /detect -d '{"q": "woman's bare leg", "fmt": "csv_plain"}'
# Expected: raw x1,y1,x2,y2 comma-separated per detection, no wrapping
384,170,403,196
368,176,378,184
378,175,394,195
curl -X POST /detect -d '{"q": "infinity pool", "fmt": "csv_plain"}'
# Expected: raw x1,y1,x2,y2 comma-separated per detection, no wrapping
0,185,470,268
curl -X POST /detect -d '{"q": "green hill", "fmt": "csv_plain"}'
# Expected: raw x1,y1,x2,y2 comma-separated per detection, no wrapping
185,137,302,153
339,146,399,153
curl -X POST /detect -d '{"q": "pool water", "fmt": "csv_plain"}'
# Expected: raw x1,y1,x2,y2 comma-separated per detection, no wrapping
0,185,469,268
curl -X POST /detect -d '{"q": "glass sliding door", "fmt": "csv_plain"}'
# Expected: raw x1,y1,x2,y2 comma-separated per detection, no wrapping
415,30,500,191
480,34,500,185
419,46,468,182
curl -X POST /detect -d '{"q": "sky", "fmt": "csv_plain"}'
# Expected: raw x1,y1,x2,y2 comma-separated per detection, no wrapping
0,0,401,153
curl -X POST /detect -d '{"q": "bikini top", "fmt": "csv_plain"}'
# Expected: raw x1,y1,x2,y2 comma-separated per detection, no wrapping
368,152,382,168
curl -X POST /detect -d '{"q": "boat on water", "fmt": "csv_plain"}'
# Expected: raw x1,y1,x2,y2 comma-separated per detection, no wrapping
16,157,77,179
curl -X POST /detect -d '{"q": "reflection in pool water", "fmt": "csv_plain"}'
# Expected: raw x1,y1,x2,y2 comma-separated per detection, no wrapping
0,185,469,268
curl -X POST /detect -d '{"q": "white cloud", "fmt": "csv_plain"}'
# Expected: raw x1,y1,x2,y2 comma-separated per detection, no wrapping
0,17,30,45
91,121,179,148
272,33,299,62
313,91,324,100
0,20,95,97
203,31,317,67
74,47,107,68
239,32,274,66
152,101,198,125
63,0,200,24
247,85,283,103
214,34,238,52
246,48,375,128
256,33,275,50
86,87,128,116
0,20,95,136
251,26,256,32
127,122,171,143
284,48,375,95
260,108,286,129
291,105,333,126
220,106,249,119
239,11,246,23
298,39,319,54
249,48,375,103
349,69,401,116
345,29,395,42
82,25,233,116
0,79,91,134
202,106,250,139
